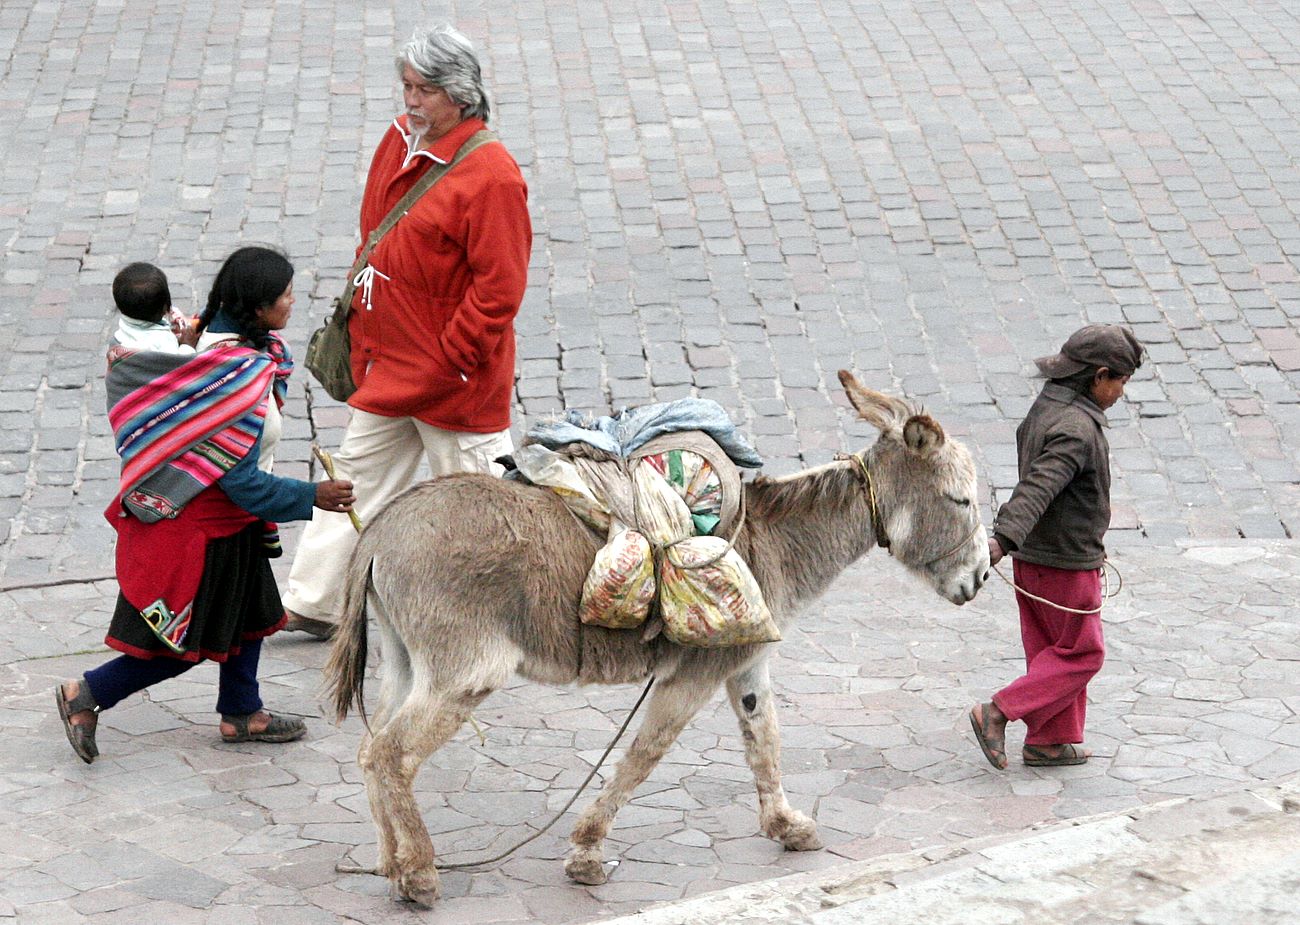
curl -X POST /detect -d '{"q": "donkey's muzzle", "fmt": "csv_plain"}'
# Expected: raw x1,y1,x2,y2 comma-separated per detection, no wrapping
949,565,988,605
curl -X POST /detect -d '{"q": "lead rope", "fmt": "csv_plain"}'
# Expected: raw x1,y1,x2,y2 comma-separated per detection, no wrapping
317,443,657,876
989,560,1121,614
986,484,1124,614
430,675,654,871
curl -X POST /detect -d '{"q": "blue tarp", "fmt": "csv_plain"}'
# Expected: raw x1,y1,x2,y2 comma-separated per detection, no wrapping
526,399,763,468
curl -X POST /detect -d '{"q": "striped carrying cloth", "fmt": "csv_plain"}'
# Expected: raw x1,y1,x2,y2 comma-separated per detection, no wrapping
106,335,290,523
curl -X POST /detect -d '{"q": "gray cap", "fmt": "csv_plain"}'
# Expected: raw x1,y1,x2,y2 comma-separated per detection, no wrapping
1034,324,1145,378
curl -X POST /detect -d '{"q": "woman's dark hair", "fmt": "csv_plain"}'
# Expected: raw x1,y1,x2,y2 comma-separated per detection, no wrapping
198,246,294,345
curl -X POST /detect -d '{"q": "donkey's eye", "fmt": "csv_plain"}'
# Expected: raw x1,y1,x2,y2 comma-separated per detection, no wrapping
946,495,971,507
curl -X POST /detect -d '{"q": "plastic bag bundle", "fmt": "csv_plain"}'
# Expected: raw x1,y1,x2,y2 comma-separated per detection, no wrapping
658,537,781,647
639,449,724,535
524,430,772,645
513,444,611,533
578,528,657,629
628,461,694,545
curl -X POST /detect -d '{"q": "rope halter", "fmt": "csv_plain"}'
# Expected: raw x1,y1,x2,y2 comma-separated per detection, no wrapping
837,450,983,568
836,451,891,554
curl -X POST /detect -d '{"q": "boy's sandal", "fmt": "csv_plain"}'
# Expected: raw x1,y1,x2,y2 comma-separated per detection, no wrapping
969,704,1008,770
220,711,306,744
1023,743,1089,766
55,681,100,764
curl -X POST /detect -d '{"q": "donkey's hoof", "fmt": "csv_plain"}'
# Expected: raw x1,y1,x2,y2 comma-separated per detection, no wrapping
564,847,608,885
770,811,823,852
395,866,441,907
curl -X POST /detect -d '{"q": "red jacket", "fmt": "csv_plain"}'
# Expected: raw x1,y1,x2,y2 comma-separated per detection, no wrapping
347,116,531,432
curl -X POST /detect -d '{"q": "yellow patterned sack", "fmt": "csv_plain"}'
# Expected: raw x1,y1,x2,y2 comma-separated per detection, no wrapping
578,528,657,629
658,537,780,647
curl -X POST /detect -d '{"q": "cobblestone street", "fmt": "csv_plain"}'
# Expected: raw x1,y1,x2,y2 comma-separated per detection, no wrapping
1,0,1298,922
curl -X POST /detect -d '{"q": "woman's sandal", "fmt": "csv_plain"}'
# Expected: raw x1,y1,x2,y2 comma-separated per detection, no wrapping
969,703,1008,770
1023,743,1089,766
220,711,306,744
55,680,100,764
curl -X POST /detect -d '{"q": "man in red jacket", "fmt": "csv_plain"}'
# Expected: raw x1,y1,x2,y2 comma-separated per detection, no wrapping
283,24,532,638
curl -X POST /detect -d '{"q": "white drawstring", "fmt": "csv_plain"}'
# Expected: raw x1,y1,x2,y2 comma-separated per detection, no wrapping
353,265,390,311
350,263,468,383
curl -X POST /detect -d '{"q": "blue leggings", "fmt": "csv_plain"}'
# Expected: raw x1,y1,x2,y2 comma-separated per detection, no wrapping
83,638,263,717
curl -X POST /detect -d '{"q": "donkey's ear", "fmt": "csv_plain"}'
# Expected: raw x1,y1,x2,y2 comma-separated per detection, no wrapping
902,415,945,455
838,370,906,432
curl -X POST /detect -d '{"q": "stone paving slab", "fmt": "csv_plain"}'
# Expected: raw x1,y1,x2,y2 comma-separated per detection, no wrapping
2,540,1298,922
596,774,1300,925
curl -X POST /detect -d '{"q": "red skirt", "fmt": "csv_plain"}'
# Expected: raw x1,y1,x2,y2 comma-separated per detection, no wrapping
106,487,285,662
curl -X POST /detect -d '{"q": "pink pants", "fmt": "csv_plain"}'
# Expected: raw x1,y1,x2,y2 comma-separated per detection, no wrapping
992,559,1104,746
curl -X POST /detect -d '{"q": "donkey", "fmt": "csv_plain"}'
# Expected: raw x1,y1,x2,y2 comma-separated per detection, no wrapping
324,372,989,906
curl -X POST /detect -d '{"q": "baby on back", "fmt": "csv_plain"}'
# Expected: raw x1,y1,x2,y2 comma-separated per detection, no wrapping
112,262,199,354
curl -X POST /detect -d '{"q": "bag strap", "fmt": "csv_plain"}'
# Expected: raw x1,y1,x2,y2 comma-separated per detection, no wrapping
331,129,497,322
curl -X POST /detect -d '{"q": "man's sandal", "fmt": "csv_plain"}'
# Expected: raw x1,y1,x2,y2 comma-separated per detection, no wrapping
55,681,100,764
220,711,307,744
969,703,1008,770
1023,743,1089,766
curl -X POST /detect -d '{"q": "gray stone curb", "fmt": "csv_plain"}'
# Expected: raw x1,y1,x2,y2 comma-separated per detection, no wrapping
595,773,1300,925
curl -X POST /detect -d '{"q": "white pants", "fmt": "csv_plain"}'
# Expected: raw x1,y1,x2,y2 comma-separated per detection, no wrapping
282,408,513,623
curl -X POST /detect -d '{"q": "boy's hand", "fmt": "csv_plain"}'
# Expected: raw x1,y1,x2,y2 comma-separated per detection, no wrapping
176,316,201,348
315,479,355,513
987,537,1005,566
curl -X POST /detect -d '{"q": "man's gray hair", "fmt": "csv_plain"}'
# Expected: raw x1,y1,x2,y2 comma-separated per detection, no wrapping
397,24,490,123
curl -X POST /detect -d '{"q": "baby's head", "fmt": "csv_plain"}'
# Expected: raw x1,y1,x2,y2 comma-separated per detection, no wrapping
113,262,172,323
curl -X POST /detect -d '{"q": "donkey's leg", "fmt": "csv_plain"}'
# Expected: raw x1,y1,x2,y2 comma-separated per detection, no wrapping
725,658,822,851
370,612,413,731
353,606,417,879
357,729,396,879
361,681,494,907
565,677,718,885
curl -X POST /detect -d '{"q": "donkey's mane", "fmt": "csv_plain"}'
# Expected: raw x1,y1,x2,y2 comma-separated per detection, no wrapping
745,459,862,521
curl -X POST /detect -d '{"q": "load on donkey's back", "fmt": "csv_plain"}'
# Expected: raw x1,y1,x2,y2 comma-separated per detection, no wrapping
510,397,779,648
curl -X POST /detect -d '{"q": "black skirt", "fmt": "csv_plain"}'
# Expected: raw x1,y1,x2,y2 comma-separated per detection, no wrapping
106,522,285,663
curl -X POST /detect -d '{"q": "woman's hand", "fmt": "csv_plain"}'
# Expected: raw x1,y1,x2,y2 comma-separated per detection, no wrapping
988,537,1005,566
315,479,356,513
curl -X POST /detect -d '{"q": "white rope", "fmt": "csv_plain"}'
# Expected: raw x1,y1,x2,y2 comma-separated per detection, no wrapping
990,558,1122,615
985,483,1124,615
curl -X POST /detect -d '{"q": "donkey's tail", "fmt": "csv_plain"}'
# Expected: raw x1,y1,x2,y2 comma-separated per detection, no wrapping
323,541,374,726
